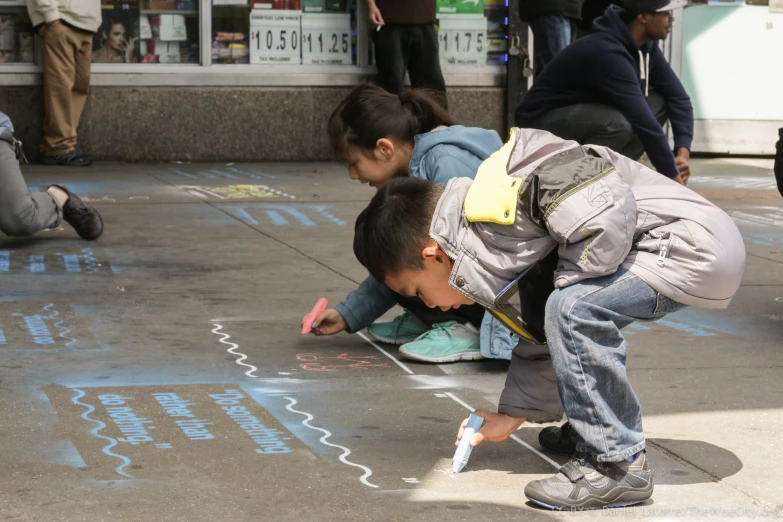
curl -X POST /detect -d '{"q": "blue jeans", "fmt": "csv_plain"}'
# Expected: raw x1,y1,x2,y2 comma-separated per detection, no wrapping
479,314,518,360
544,269,687,462
528,15,577,78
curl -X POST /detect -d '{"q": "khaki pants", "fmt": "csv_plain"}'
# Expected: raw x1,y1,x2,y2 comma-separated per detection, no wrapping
39,21,92,156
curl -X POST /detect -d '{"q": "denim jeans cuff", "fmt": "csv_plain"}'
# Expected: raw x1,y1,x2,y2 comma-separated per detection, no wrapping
582,440,647,463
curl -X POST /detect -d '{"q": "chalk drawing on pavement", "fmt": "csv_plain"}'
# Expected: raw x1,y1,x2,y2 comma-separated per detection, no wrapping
71,388,133,478
179,185,295,200
46,383,302,481
211,322,378,488
0,302,89,348
284,397,378,489
730,207,783,228
212,323,258,378
689,176,779,190
295,353,391,372
218,203,345,227
0,247,113,275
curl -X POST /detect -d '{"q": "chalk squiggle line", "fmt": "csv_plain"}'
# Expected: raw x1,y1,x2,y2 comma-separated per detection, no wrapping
211,323,258,378
213,324,377,488
284,397,378,489
44,303,76,347
80,248,98,275
70,388,132,478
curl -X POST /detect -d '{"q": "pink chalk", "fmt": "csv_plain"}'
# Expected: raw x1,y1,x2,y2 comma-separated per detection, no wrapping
301,298,329,335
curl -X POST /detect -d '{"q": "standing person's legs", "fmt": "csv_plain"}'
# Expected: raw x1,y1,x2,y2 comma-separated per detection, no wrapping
407,24,446,97
528,15,576,77
372,24,409,95
0,134,63,237
70,30,93,139
41,22,80,156
524,269,686,509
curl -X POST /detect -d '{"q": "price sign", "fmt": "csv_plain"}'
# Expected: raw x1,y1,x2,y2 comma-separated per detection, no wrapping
301,12,351,65
250,10,301,64
438,14,488,65
438,30,486,56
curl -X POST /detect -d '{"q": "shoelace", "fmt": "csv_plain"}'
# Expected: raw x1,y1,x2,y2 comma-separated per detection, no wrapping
423,321,458,340
394,310,417,333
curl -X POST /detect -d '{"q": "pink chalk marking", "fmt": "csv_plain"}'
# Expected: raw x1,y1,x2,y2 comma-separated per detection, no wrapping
301,298,329,335
295,353,391,372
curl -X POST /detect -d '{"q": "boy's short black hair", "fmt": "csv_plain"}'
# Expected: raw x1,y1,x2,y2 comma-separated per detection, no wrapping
363,177,445,282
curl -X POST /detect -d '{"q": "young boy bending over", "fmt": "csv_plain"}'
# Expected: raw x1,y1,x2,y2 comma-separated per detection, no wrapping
361,128,745,510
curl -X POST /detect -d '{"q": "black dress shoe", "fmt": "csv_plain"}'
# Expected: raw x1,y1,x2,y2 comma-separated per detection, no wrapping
41,150,93,167
48,184,104,240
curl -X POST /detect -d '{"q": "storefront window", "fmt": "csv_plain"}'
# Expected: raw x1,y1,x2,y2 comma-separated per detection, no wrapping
0,8,36,64
0,0,508,75
212,0,356,65
436,0,508,66
92,0,200,64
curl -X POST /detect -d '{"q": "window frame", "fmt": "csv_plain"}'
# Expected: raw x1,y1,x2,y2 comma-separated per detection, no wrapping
0,0,506,86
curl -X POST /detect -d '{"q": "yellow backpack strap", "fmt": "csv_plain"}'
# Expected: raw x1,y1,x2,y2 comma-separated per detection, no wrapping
464,128,522,225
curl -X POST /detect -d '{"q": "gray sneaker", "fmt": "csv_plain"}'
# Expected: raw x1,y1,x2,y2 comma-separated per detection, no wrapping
524,450,653,510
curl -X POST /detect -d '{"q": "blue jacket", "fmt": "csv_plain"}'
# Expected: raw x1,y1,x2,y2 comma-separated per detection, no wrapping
515,5,693,179
335,125,503,334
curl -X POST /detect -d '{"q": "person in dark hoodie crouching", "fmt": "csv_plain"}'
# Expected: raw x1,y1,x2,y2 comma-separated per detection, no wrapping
515,0,693,185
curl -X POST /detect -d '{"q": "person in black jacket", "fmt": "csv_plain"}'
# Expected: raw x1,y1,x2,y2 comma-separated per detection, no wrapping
516,0,692,185
519,0,585,77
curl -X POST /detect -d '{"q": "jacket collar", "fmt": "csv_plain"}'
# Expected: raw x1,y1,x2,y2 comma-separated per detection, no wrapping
430,178,505,309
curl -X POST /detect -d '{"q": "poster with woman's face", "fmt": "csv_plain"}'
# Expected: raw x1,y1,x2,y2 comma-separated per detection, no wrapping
92,0,141,63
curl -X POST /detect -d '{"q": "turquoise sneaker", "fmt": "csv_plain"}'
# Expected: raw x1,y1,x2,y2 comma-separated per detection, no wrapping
398,321,482,363
366,310,430,345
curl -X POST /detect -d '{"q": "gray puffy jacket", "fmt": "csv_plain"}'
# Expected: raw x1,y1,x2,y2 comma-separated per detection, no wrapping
430,128,746,422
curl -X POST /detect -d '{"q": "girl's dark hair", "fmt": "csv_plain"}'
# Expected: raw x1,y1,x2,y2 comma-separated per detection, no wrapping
328,83,457,160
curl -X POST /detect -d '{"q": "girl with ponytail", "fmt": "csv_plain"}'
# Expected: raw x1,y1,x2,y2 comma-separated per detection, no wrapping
302,83,519,365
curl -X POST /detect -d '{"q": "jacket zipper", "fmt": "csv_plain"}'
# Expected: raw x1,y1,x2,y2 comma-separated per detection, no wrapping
656,237,673,267
542,166,616,223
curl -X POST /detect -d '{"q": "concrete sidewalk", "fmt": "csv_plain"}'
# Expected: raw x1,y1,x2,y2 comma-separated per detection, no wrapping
0,157,781,521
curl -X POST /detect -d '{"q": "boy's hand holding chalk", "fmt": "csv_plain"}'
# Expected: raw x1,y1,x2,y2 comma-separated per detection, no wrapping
455,408,526,448
452,413,484,473
300,300,348,336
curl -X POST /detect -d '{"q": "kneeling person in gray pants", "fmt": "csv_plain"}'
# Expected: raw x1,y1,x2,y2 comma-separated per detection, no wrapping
0,112,103,240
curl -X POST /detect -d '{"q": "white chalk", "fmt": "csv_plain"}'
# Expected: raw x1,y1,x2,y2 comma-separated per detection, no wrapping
452,413,484,473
